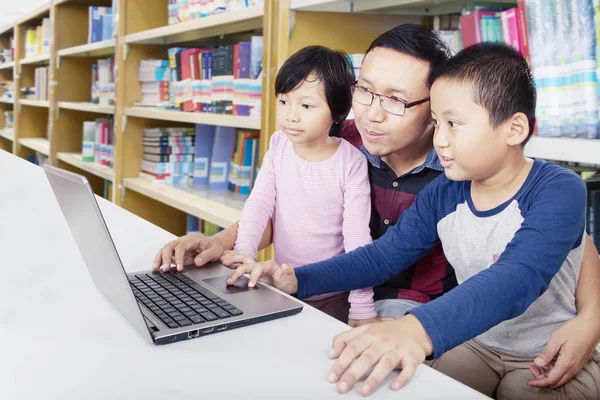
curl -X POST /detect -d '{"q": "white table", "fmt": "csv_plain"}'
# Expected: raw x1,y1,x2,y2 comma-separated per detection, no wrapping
0,150,488,399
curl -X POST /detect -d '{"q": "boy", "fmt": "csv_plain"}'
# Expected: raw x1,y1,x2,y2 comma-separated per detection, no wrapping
226,43,600,398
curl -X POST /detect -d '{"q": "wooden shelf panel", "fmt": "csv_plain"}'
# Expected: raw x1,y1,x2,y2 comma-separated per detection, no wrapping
19,138,49,155
125,107,261,130
57,152,114,181
16,2,51,25
124,6,264,45
123,177,246,228
0,97,15,104
291,0,516,14
20,99,50,108
0,24,13,37
57,39,115,58
524,136,600,165
58,102,115,114
0,128,14,141
0,62,15,71
20,54,51,65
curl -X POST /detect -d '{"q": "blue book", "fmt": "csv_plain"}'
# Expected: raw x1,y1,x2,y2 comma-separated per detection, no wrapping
89,7,109,43
239,137,257,195
209,126,236,190
186,214,200,234
192,124,216,184
101,14,113,41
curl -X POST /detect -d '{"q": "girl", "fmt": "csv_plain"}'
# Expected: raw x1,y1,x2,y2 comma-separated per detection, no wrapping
227,46,373,323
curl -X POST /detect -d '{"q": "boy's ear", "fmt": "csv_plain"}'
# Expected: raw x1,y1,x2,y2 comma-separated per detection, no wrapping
505,112,529,146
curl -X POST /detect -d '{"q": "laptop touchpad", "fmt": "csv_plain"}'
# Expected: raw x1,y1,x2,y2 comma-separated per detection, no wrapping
203,276,258,294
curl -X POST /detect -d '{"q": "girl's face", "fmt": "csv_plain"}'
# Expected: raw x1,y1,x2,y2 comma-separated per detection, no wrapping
276,73,334,149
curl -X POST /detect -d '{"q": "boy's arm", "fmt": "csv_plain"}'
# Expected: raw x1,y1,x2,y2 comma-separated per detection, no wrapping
233,134,279,259
410,172,587,358
529,234,600,389
340,154,377,321
295,176,442,300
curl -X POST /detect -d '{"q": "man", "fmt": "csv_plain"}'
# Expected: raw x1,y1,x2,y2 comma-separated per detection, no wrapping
154,24,600,391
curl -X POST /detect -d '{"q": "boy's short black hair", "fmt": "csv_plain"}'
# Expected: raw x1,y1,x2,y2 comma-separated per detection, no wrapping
366,23,451,86
429,42,536,143
275,45,354,137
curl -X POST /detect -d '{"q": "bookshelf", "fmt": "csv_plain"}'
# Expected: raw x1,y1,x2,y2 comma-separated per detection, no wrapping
525,136,600,166
123,177,245,228
124,107,261,130
57,151,114,180
20,99,50,108
19,137,50,155
0,62,15,70
58,101,114,114
0,0,597,250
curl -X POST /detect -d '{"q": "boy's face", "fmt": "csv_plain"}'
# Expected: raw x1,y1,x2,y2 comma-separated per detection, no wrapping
431,78,510,182
276,74,334,147
352,47,433,158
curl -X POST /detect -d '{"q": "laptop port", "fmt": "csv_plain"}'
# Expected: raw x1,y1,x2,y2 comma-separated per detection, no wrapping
188,330,200,339
201,327,214,334
216,325,227,332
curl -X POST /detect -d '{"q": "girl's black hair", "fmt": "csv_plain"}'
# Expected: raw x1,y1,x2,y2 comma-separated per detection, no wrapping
275,45,355,137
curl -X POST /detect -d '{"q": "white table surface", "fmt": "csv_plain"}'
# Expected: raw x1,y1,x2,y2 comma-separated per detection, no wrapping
0,150,489,399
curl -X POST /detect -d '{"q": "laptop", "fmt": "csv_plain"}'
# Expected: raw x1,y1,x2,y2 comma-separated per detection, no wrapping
43,165,303,345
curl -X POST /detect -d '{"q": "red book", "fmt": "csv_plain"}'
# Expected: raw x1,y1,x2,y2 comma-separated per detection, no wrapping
517,0,531,67
459,11,497,48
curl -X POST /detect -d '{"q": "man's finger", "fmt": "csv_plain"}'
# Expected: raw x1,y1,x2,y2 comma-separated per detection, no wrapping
329,326,369,360
248,265,264,287
173,243,187,271
359,352,399,396
153,240,176,270
160,241,178,272
337,346,381,395
329,336,369,391
391,358,417,390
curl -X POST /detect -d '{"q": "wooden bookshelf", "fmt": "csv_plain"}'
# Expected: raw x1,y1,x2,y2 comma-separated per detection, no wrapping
123,177,245,228
18,137,50,155
525,136,600,166
20,54,51,65
124,5,264,45
124,107,261,130
0,62,15,71
57,152,114,181
0,128,14,141
58,101,114,114
20,99,50,108
57,39,115,58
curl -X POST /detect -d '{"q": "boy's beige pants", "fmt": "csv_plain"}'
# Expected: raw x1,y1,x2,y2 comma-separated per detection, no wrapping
429,339,600,399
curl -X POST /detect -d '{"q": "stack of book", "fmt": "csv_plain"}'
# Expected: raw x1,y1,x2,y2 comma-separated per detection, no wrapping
136,38,263,117
24,19,51,58
91,57,115,105
139,127,196,185
0,37,14,64
138,59,171,107
88,6,114,43
168,0,265,25
82,118,114,167
34,66,49,101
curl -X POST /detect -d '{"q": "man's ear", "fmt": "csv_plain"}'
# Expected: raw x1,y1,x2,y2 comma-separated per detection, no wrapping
506,112,529,146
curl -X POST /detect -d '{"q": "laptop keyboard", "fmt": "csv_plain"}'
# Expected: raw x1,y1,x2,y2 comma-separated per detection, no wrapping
129,271,243,329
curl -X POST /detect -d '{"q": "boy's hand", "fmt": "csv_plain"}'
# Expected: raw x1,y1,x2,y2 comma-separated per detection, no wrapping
328,314,433,396
528,314,600,389
220,250,254,269
152,234,225,273
348,317,394,328
226,260,298,293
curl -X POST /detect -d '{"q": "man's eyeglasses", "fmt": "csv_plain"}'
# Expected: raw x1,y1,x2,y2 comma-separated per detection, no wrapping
350,82,430,116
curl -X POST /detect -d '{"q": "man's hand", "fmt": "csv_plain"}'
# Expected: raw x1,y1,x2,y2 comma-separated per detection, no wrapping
528,314,600,389
226,259,298,294
348,317,394,328
152,234,225,272
328,314,433,396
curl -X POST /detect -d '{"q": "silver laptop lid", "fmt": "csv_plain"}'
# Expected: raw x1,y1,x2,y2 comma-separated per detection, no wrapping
43,165,153,343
